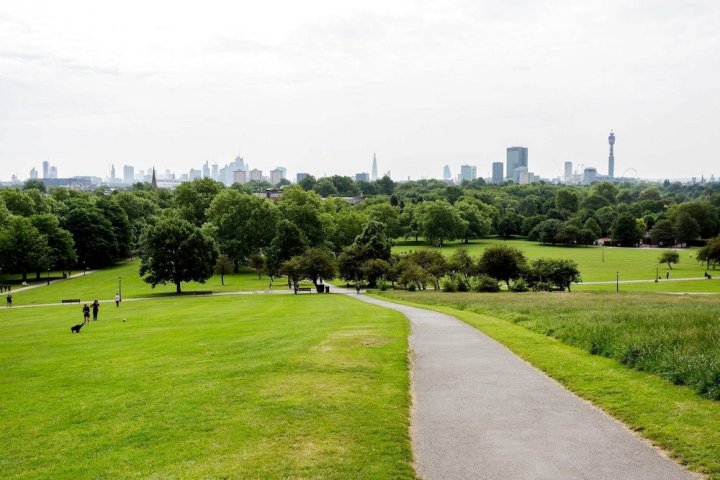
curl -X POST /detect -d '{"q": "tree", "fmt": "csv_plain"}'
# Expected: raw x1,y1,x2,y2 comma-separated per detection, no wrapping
265,220,308,279
338,220,393,281
555,224,581,245
673,211,700,246
214,254,234,285
173,177,224,226
649,219,676,246
0,216,50,282
248,254,265,279
206,190,278,267
293,248,337,288
327,209,368,252
361,259,390,287
417,200,467,246
531,219,562,244
658,250,679,269
583,218,602,239
139,216,218,293
477,245,526,287
96,196,133,260
697,237,720,270
277,187,325,246
449,249,475,279
30,214,77,276
555,189,579,214
62,204,119,268
313,178,338,197
366,202,403,239
23,179,46,193
496,211,523,238
455,200,491,243
526,258,581,291
611,213,643,247
298,175,317,191
405,251,448,290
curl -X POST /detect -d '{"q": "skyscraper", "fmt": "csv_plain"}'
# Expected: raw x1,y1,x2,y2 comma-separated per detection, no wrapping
29,167,38,179
110,165,116,182
608,130,615,178
492,162,504,184
42,161,49,179
123,165,134,184
506,147,528,180
202,161,210,178
443,165,452,181
564,161,573,183
371,153,378,181
270,169,283,185
296,173,309,183
459,165,477,182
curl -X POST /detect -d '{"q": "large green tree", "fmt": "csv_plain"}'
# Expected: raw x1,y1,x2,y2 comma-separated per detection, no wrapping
139,216,218,293
173,178,225,226
0,216,50,282
206,190,278,266
611,213,643,247
30,214,77,276
477,245,526,287
417,200,467,246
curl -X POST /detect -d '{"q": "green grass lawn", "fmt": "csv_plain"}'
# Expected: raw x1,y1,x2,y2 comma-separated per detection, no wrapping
394,238,717,288
0,294,413,479
375,290,720,478
7,260,306,306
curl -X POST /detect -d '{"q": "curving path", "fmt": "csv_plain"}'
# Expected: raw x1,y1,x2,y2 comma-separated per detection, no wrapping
348,293,698,480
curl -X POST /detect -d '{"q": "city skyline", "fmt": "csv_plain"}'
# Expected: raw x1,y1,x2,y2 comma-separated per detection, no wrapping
1,2,719,182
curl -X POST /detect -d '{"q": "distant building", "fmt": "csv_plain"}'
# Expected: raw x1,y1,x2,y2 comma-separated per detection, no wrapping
506,146,528,180
270,168,284,185
518,170,530,185
459,165,477,182
233,170,247,184
42,161,49,179
211,163,219,181
371,153,378,181
249,169,262,182
443,165,452,180
296,172,309,183
49,166,58,179
564,161,573,183
492,162,504,184
355,172,370,182
29,167,38,179
583,167,598,184
123,165,134,185
110,165,116,182
608,130,616,178
202,161,210,178
513,166,528,184
189,169,201,180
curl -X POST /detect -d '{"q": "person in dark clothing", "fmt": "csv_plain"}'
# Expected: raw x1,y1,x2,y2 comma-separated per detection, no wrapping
92,300,100,321
82,304,90,325
6,293,12,307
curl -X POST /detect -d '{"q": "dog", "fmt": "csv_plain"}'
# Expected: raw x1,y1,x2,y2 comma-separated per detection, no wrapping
70,323,84,333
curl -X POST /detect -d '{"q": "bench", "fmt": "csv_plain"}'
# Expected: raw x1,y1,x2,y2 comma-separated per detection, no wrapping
21,281,28,287
194,291,213,296
61,299,81,304
297,287,312,292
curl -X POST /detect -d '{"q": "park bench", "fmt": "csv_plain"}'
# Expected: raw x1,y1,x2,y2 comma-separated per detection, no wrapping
21,281,28,286
297,287,312,292
61,299,81,304
194,291,213,296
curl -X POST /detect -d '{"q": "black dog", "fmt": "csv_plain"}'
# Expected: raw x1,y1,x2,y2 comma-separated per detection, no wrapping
70,323,84,333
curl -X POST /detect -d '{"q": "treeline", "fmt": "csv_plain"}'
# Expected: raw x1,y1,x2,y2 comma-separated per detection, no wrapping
1,176,719,288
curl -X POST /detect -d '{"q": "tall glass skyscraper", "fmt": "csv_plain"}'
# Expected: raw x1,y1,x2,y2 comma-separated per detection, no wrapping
506,146,528,180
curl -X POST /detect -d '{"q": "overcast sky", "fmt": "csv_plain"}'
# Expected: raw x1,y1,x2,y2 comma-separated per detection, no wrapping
1,0,719,182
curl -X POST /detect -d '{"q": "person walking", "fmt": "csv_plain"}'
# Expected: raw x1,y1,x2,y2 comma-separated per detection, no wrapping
666,271,670,279
82,304,90,325
6,292,12,307
92,300,100,321
355,283,361,295
114,293,121,307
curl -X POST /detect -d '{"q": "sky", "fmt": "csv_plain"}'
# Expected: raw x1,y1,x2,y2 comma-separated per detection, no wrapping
1,0,719,182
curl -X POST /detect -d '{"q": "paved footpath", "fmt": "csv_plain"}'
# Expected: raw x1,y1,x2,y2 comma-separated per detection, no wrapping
349,293,699,480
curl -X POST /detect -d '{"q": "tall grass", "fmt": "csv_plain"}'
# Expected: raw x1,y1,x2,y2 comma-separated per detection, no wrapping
380,291,720,400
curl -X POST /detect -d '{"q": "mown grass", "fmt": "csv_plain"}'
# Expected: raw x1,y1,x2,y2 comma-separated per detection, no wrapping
375,290,720,478
394,238,717,288
0,294,413,479
7,260,311,306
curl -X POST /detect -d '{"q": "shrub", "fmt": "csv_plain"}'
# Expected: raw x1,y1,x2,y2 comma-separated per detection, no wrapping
440,275,457,292
509,278,529,292
377,277,390,291
470,274,500,292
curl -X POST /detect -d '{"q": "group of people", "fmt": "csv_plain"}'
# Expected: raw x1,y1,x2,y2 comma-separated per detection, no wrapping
1,284,12,293
82,294,121,324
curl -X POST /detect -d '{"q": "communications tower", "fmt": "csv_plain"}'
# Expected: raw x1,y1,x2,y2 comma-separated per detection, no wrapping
608,130,615,178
